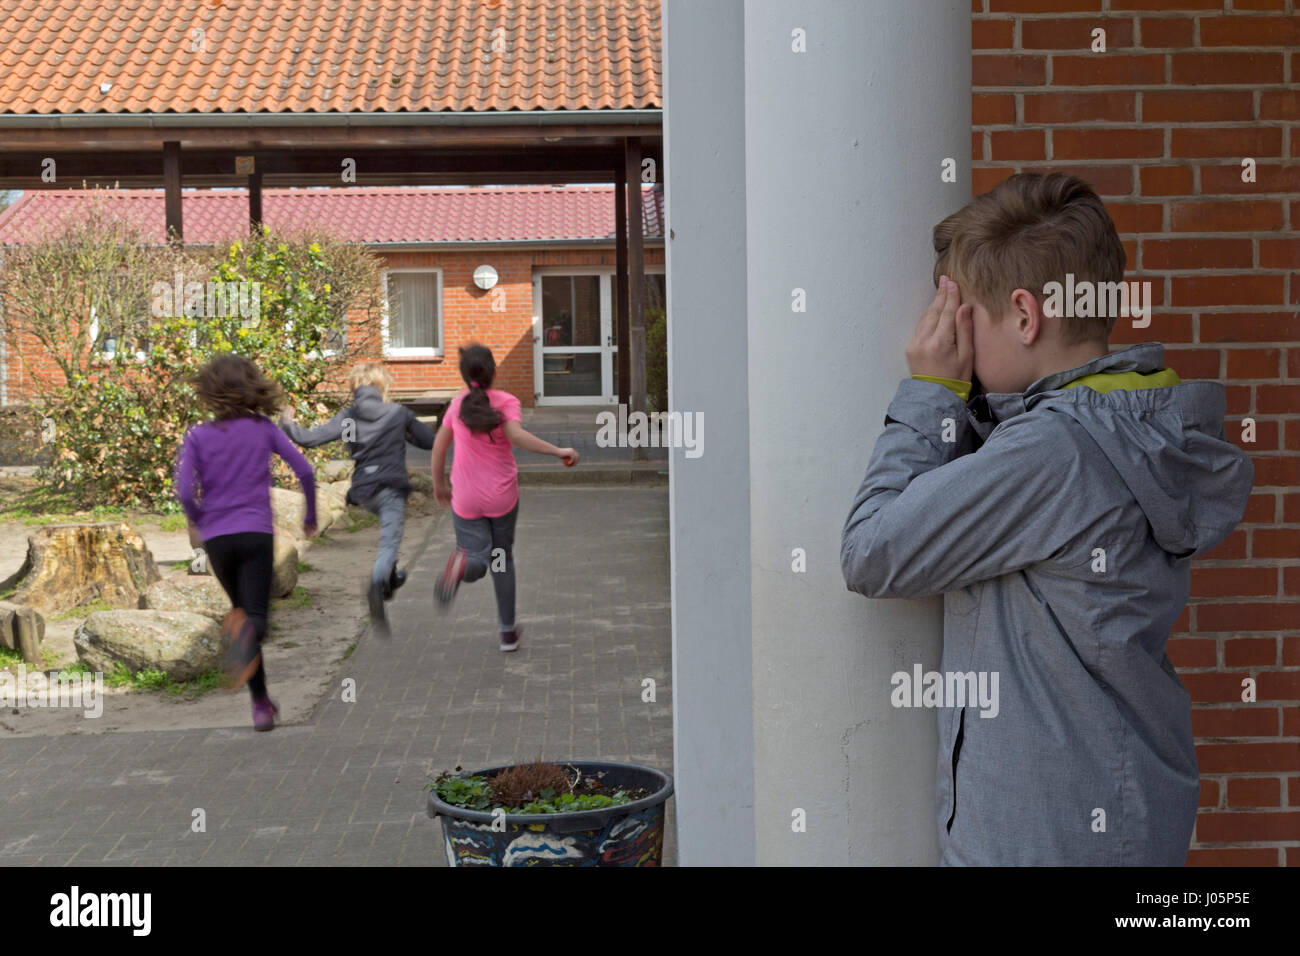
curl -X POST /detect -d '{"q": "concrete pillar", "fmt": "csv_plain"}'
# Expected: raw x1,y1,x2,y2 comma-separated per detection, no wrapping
666,0,970,864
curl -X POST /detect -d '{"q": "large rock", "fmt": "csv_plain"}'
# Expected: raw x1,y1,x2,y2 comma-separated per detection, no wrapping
407,470,434,495
322,459,355,481
0,523,161,616
140,576,231,622
0,600,45,665
271,485,345,538
272,535,299,598
74,610,223,681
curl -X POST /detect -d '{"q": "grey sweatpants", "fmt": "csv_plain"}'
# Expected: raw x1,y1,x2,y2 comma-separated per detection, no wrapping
451,499,519,632
360,486,406,588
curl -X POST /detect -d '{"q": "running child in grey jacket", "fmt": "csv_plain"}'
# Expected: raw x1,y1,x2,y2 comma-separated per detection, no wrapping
280,362,435,637
841,173,1253,865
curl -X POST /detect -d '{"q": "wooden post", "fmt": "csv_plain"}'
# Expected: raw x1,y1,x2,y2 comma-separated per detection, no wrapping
614,160,630,407
248,169,263,234
624,137,646,460
162,141,183,245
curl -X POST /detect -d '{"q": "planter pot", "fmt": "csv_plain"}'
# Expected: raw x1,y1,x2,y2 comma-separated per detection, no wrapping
426,760,673,867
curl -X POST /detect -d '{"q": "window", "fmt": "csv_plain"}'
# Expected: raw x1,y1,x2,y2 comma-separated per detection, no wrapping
384,270,441,355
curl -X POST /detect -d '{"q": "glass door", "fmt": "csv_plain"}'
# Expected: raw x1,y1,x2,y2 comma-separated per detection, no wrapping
536,273,611,404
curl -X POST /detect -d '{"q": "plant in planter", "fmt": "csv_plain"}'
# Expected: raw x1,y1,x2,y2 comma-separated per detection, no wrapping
425,759,674,867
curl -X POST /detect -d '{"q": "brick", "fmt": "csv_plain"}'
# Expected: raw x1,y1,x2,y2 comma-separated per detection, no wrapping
973,55,1047,87
1223,637,1280,667
1171,127,1283,160
1110,0,1221,8
1021,18,1134,50
1024,91,1136,123
1167,637,1217,667
1112,310,1191,344
1196,743,1300,773
1192,567,1278,599
1256,385,1300,414
973,93,1016,125
1254,458,1300,486
1142,239,1252,270
1139,164,1194,196
1286,568,1300,597
1230,777,1284,808
1143,91,1253,123
1260,240,1300,270
1258,670,1300,700
1052,54,1164,86
1241,492,1276,523
1201,164,1300,195
1164,347,1220,379
1170,200,1283,232
1199,778,1219,808
1105,201,1163,233
1138,17,1195,48
972,167,1017,195
1227,351,1279,382
1199,16,1300,48
1186,847,1280,867
1197,602,1300,632
991,129,1045,160
1171,52,1285,86
990,0,1100,10
1192,706,1279,738
1171,275,1284,307
1183,672,1260,703
972,19,1015,49
1036,163,1133,196
1201,312,1299,343
1284,493,1300,523
1195,812,1300,843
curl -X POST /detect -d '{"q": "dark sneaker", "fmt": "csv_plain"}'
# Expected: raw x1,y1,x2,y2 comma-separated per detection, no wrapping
383,567,408,601
499,626,522,653
252,697,279,732
435,549,467,608
220,608,261,692
368,579,391,638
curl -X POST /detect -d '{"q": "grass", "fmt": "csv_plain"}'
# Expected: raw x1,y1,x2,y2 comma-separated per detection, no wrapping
0,646,24,668
345,508,378,533
272,585,311,611
158,514,188,533
342,640,357,660
297,560,315,573
49,598,115,621
103,661,222,697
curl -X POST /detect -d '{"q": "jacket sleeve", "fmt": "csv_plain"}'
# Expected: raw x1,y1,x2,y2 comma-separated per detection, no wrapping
280,409,347,448
405,410,436,450
270,423,318,527
840,378,1088,599
173,428,202,525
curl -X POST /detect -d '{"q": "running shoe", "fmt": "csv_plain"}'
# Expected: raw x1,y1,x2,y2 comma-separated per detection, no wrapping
435,548,467,608
383,567,408,600
368,579,391,639
252,696,279,732
500,625,522,653
220,608,261,692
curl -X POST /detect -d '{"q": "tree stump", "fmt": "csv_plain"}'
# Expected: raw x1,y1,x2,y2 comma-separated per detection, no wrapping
0,523,161,616
0,601,45,665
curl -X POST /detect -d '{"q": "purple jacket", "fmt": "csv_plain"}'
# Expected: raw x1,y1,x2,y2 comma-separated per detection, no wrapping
174,415,317,540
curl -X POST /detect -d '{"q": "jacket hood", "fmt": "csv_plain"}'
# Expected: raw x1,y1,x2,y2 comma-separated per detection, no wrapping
985,343,1254,557
352,385,393,422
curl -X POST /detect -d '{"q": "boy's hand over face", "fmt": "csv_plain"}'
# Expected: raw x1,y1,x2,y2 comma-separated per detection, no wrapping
906,276,974,383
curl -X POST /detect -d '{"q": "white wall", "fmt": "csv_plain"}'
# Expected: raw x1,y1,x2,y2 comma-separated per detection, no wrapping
667,0,970,864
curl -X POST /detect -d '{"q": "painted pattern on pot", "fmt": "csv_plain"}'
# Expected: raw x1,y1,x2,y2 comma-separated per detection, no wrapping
442,805,666,867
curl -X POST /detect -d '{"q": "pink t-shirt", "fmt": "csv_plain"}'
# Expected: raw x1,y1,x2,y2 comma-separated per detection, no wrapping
447,388,523,519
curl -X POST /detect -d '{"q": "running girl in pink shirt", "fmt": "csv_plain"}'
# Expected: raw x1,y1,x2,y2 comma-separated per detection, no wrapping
432,344,578,651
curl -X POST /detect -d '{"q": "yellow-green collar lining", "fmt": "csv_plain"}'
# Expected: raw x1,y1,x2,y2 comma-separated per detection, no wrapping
1060,367,1181,393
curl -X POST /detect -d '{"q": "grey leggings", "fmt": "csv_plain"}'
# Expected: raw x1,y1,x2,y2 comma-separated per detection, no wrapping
360,486,407,587
452,499,519,632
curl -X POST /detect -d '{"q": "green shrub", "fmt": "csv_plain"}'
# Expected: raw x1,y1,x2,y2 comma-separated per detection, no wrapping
645,307,667,414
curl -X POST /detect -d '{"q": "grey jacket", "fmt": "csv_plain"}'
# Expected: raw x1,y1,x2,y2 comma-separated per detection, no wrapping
841,343,1253,865
280,386,435,505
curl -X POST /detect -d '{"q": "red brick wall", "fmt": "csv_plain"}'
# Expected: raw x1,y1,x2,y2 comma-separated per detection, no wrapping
2,245,665,408
973,0,1298,865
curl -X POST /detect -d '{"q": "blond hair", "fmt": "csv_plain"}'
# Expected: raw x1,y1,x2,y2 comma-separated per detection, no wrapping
932,172,1126,346
348,361,392,401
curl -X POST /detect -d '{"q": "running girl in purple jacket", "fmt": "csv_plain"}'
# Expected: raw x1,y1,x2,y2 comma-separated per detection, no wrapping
174,354,317,732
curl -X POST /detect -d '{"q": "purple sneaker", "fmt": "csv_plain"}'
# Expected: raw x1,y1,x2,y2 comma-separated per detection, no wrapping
499,625,522,653
252,697,279,732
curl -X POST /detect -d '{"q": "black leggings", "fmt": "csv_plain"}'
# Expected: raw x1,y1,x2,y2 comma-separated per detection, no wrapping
204,532,274,699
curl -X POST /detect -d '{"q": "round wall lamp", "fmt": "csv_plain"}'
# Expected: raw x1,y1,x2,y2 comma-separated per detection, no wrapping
473,265,499,291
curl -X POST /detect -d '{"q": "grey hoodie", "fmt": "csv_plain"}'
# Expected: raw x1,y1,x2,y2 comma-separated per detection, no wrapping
841,342,1254,865
280,385,435,505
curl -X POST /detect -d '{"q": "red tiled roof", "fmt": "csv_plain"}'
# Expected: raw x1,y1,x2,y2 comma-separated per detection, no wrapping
0,0,661,114
0,185,665,245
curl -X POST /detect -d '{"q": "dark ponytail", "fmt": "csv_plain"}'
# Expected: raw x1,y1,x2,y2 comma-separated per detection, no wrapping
458,343,505,435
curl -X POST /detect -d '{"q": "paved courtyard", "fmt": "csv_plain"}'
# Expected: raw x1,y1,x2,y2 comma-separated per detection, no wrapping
0,486,674,866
